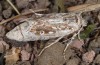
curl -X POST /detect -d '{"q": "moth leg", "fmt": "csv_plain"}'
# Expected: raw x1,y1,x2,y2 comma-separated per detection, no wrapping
63,26,83,60
78,25,83,40
77,15,86,40
63,33,77,60
77,13,85,40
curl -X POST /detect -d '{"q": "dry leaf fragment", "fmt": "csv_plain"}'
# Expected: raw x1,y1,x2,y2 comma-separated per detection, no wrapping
67,4,100,12
82,50,95,63
4,47,21,65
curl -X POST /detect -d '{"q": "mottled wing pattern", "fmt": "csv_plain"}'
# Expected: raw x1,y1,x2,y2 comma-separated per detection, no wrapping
6,13,80,41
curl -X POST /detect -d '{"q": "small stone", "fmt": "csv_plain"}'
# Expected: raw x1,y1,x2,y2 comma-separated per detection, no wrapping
3,8,12,19
89,37,100,50
93,54,100,64
66,57,80,65
37,42,66,65
82,50,95,63
21,50,31,61
71,39,84,50
16,0,29,9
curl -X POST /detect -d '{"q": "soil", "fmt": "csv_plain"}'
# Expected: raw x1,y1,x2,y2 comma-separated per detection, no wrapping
0,0,100,65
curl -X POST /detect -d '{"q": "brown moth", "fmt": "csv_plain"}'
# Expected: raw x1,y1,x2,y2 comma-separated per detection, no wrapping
6,4,100,41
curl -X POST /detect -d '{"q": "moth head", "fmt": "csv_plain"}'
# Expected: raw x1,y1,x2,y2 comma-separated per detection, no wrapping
6,27,24,41
6,22,30,41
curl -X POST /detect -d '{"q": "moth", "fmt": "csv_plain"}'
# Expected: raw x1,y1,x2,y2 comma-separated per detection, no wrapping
6,4,100,41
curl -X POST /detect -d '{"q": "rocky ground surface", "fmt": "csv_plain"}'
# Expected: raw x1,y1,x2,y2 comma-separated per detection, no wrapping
0,0,100,65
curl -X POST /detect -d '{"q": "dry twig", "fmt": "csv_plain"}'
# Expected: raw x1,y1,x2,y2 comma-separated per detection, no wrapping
0,8,48,25
6,0,20,15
